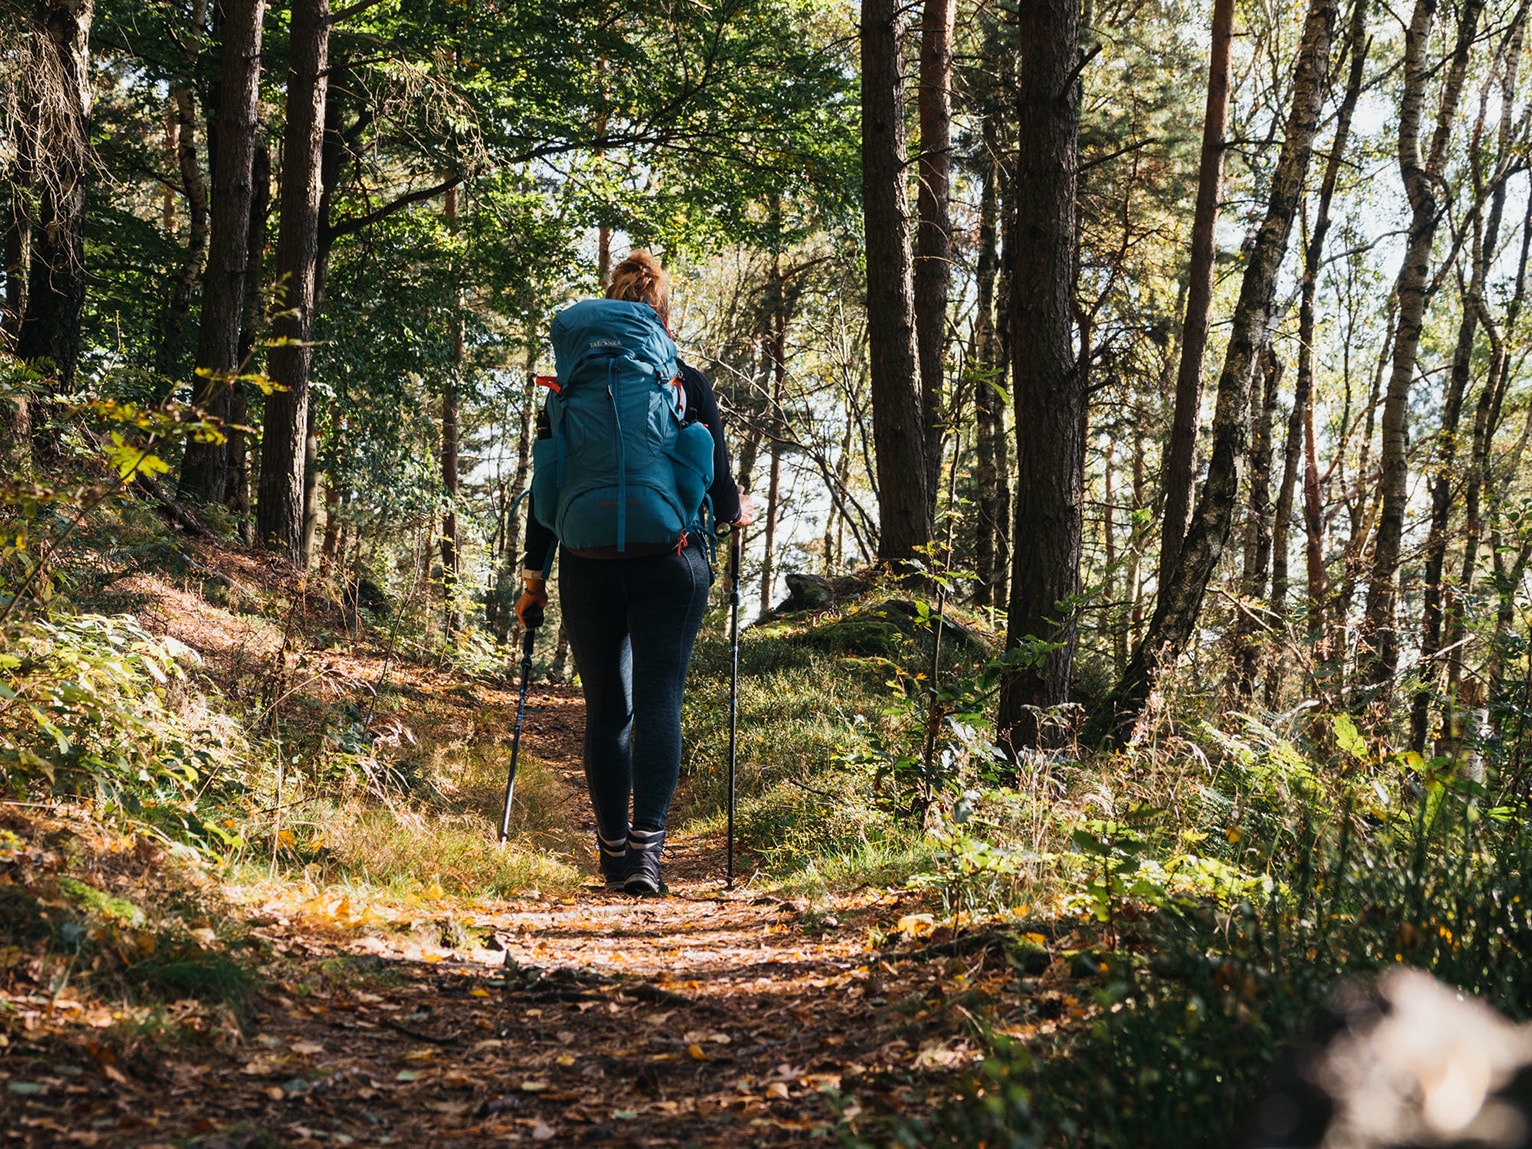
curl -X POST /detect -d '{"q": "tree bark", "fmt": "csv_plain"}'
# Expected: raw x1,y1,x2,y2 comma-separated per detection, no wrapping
862,0,932,565
256,0,328,561
995,0,1083,750
440,186,462,630
227,139,270,537
179,0,264,504
17,0,94,419
759,256,787,618
1361,0,1482,686
1157,0,1235,589
1234,348,1280,698
155,0,210,383
972,110,1004,608
1278,0,1367,646
1411,8,1523,750
1087,0,1338,743
915,0,955,493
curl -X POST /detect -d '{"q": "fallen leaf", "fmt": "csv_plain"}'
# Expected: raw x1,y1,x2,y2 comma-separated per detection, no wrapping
687,1043,707,1061
766,1082,790,1100
531,1124,555,1141
521,1080,549,1092
396,1070,423,1082
291,1040,324,1056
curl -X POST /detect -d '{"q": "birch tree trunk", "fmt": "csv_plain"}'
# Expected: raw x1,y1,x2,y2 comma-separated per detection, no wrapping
1361,0,1482,686
1087,0,1339,743
1275,0,1367,648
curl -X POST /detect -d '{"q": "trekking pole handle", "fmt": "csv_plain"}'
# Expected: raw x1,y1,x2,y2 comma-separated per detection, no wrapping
522,602,545,631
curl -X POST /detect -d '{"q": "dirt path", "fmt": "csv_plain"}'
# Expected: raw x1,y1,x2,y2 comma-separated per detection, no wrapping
3,682,995,1147
5,873,957,1147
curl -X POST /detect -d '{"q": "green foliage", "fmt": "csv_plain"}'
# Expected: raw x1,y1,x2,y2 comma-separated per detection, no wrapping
890,715,1532,1148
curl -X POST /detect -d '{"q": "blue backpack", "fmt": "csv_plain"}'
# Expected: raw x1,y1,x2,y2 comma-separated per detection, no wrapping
531,299,715,559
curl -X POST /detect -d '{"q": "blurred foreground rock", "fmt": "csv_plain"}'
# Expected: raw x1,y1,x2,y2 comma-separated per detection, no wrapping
1248,969,1532,1148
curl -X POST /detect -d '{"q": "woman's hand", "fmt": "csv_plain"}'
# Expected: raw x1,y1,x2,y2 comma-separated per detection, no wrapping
516,577,549,628
733,492,757,529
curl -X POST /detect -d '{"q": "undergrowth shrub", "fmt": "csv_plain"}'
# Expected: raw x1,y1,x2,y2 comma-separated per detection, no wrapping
0,612,250,852
876,713,1532,1148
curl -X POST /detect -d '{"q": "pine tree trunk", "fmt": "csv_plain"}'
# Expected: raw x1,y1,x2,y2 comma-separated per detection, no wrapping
1158,0,1235,589
995,0,1084,750
1087,0,1339,743
256,0,328,561
440,187,462,631
915,0,954,493
1361,0,1482,686
227,139,269,535
862,0,932,564
156,8,210,383
972,113,1004,609
180,0,264,504
759,257,787,617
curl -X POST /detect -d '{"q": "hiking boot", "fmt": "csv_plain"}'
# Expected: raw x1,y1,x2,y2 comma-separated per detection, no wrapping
598,828,629,892
623,828,666,896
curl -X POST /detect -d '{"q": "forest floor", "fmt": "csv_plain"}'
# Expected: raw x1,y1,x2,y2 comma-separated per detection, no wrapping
0,543,1065,1147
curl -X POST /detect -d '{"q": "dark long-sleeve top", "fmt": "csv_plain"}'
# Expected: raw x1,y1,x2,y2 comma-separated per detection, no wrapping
520,359,742,576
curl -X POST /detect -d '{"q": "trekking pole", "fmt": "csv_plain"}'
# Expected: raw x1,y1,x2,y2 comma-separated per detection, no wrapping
498,602,543,843
718,522,743,887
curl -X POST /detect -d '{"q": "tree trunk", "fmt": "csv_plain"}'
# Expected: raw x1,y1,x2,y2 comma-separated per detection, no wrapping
995,0,1083,750
1361,0,1482,686
862,0,932,565
1280,0,1367,648
759,261,786,618
440,187,462,631
1447,202,1532,718
972,110,1004,608
179,0,264,504
1233,348,1280,699
17,0,94,419
1087,0,1338,743
227,139,270,536
256,0,328,561
1412,8,1524,750
915,0,954,493
156,12,210,383
1158,0,1235,589
3,90,33,350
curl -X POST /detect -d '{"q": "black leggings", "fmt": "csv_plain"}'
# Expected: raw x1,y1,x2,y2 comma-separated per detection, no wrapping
559,543,712,840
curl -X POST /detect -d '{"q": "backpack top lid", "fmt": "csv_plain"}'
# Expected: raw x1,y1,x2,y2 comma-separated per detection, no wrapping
550,298,677,387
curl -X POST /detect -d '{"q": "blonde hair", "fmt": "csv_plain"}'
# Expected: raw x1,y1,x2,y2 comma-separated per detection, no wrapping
606,250,670,327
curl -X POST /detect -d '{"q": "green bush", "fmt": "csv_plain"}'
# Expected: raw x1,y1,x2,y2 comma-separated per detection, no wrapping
882,716,1532,1148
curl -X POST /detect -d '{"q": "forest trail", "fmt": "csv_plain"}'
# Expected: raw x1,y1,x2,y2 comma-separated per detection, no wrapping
2,599,991,1149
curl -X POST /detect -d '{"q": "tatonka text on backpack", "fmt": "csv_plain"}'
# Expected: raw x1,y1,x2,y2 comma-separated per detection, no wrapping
531,299,715,557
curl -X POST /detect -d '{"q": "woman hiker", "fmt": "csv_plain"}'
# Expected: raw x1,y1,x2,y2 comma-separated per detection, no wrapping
516,250,755,895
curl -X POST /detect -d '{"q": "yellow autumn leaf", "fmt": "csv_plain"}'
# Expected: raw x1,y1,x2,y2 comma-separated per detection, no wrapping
897,914,935,938
687,1043,707,1061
